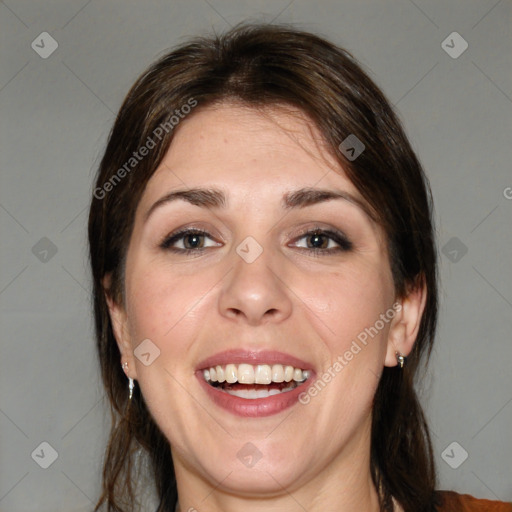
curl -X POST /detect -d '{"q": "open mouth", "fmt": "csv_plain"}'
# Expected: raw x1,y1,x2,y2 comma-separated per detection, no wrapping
202,363,311,400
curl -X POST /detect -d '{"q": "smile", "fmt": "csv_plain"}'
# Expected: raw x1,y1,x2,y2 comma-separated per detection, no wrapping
196,350,315,417
203,363,311,399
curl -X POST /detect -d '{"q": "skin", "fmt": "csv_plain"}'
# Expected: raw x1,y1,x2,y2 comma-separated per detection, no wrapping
106,103,426,512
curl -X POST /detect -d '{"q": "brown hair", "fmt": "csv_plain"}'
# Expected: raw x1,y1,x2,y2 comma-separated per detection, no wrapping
88,23,438,512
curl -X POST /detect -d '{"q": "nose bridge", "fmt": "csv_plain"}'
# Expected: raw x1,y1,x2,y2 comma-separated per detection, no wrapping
217,234,292,325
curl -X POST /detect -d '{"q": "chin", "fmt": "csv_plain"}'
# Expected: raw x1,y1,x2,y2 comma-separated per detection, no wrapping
202,460,305,497
187,436,314,497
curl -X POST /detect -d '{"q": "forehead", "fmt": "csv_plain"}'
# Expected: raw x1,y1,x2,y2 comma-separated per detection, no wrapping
141,102,363,209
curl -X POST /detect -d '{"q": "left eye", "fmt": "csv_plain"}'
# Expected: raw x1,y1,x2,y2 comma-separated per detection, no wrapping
293,230,346,251
294,229,352,254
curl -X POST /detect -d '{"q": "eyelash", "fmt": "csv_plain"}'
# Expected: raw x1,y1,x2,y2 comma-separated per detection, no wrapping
159,226,353,256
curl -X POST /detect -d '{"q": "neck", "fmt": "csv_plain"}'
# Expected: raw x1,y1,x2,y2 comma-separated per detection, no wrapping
173,417,384,512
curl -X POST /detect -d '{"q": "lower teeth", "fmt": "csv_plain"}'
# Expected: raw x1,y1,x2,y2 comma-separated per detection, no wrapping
218,383,298,399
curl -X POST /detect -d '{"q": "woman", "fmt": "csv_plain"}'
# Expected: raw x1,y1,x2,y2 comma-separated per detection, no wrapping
88,23,511,512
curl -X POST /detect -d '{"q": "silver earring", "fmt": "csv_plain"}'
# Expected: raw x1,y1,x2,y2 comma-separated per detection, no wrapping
395,351,406,369
122,362,135,400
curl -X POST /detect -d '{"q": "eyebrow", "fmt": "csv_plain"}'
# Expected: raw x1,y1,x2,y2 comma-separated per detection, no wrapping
144,186,375,222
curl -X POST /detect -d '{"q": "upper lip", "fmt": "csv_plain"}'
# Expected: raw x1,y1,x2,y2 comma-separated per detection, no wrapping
196,349,314,371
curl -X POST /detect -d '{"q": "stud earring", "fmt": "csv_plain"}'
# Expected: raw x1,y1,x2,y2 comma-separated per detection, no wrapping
395,351,406,369
121,362,135,400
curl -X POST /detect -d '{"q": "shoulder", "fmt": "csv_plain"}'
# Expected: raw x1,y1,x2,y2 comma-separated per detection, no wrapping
435,491,512,511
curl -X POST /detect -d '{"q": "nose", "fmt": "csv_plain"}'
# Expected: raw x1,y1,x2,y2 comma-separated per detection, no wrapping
217,244,293,326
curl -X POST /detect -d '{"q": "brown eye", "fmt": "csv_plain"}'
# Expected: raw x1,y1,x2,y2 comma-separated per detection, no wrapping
292,228,352,254
160,229,220,253
182,233,205,249
306,232,330,249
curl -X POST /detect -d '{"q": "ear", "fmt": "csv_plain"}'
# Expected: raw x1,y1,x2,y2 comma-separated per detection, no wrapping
384,275,427,367
102,273,138,380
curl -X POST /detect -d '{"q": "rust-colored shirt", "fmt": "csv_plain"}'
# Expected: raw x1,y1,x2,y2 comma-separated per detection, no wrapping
437,491,512,511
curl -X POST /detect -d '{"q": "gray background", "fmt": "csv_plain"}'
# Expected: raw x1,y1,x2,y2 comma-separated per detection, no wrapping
1,1,511,510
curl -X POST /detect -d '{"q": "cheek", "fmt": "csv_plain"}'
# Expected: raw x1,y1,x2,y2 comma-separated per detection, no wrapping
125,261,214,345
123,266,218,439
297,260,394,351
294,259,394,414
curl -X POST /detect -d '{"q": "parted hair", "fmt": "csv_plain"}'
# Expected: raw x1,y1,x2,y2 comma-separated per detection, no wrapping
88,23,438,512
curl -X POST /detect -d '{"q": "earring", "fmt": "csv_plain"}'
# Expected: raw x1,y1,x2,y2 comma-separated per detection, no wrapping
395,351,406,369
121,362,135,400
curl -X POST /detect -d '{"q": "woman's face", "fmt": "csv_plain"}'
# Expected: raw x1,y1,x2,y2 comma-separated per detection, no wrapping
109,103,417,498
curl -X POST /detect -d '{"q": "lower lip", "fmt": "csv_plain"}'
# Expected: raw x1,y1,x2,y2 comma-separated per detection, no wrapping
196,372,314,417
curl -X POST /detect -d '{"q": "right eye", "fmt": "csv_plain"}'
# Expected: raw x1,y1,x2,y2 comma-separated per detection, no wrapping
160,228,221,254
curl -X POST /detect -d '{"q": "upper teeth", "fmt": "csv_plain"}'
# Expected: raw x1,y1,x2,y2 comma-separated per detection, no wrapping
203,364,310,385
